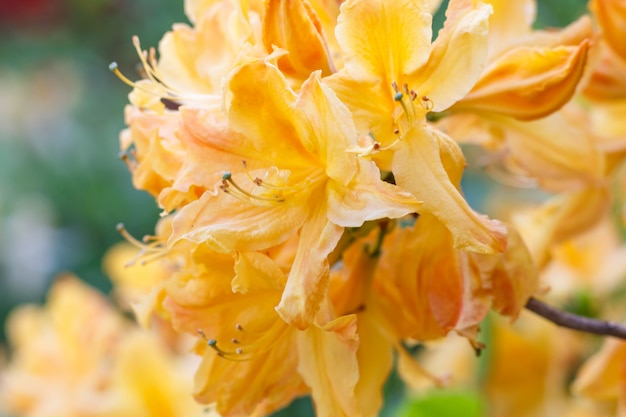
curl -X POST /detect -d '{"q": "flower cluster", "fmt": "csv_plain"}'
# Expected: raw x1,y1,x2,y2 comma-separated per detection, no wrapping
104,0,626,415
4,0,626,416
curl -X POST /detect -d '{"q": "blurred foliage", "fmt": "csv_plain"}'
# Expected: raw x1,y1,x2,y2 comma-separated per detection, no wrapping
0,0,588,416
0,0,185,340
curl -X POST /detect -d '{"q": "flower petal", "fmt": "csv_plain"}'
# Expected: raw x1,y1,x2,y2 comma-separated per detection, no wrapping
169,188,306,252
409,0,492,112
392,127,507,253
263,0,334,78
335,0,432,83
456,42,590,120
275,198,344,329
296,315,360,417
326,158,421,227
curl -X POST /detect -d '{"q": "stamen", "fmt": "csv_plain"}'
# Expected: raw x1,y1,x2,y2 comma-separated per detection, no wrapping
109,37,219,107
116,223,166,266
220,172,286,203
241,161,299,193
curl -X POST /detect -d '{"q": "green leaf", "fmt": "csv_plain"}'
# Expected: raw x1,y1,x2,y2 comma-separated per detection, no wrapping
397,390,483,417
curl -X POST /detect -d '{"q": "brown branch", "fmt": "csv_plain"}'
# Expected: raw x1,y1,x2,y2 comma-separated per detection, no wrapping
525,297,626,340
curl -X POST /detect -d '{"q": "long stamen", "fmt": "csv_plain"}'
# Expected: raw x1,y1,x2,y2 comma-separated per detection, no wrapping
116,223,166,266
220,172,286,203
109,37,220,106
241,161,300,193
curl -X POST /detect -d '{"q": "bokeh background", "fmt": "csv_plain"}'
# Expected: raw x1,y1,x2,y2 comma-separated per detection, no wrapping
0,0,590,416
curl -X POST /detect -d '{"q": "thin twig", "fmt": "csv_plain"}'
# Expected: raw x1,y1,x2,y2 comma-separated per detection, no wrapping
525,297,626,340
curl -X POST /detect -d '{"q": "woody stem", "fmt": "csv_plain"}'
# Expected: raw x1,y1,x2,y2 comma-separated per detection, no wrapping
525,297,626,339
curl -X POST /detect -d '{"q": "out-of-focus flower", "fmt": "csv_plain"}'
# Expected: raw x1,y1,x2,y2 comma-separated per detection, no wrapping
0,275,208,417
573,337,626,417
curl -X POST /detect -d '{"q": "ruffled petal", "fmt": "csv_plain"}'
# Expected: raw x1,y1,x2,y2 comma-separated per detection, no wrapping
392,127,507,253
335,0,432,83
263,0,334,79
456,42,590,120
409,0,492,112
170,188,307,252
326,158,421,227
275,198,344,329
296,315,360,417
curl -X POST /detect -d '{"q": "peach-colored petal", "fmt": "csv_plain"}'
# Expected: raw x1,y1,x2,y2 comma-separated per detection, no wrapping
392,127,507,254
573,338,626,401
591,0,626,62
232,251,286,293
456,41,590,120
326,158,421,227
483,0,535,57
169,188,306,252
494,110,605,191
296,315,360,417
263,0,334,79
354,312,393,417
275,198,344,329
335,0,432,83
409,0,492,112
225,55,315,166
294,71,358,182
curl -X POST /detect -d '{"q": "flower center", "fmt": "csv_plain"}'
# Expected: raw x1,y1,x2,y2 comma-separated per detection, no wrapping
218,161,319,206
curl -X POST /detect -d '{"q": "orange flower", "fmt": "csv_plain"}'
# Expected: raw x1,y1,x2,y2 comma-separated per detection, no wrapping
170,53,420,328
325,0,507,254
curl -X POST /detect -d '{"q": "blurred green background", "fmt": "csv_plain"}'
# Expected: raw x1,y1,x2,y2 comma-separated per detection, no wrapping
0,0,588,416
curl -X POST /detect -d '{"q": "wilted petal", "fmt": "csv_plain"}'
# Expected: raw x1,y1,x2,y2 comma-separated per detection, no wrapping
471,225,539,320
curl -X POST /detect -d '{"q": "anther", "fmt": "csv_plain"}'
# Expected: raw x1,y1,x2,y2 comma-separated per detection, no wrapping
236,323,243,331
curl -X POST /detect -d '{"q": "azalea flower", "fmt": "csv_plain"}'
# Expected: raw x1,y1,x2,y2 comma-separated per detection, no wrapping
326,213,537,416
0,276,207,417
326,0,507,254
437,0,601,195
159,235,362,417
573,337,626,416
169,52,420,329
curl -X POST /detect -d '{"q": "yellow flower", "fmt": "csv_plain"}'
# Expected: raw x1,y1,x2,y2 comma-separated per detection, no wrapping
162,239,362,417
324,214,537,416
0,276,207,417
326,0,507,254
452,0,592,120
169,53,420,329
573,337,626,414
